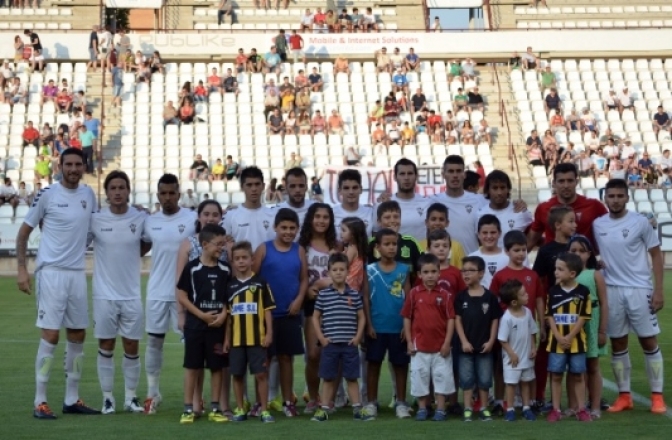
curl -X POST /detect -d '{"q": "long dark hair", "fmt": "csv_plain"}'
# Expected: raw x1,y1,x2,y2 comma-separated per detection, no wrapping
298,203,337,250
195,199,223,233
568,234,598,270
341,216,368,265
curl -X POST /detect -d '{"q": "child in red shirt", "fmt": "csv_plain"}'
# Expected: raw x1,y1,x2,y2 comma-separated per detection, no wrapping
417,229,466,298
194,80,208,102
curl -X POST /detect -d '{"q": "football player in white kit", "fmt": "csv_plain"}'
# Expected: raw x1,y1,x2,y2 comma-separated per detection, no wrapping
141,174,197,414
332,169,374,240
16,148,99,419
593,179,667,414
90,171,149,414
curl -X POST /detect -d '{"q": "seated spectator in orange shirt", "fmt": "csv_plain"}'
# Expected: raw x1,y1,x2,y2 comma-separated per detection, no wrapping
328,109,345,135
194,81,208,102
56,88,72,113
207,68,222,94
294,69,309,89
311,110,326,135
371,123,386,145
427,110,443,142
22,121,40,149
550,112,566,134
235,48,248,73
180,98,195,124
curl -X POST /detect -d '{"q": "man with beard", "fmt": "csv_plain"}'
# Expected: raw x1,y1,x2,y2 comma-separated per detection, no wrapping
277,167,314,230
332,169,374,239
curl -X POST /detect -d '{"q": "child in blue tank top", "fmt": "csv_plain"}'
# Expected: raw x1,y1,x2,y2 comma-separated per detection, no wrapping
254,208,308,417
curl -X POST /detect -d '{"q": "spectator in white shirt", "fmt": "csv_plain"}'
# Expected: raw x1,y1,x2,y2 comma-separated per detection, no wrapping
0,177,19,209
521,46,539,71
180,189,199,210
617,87,633,114
657,149,672,174
619,139,635,160
300,9,314,33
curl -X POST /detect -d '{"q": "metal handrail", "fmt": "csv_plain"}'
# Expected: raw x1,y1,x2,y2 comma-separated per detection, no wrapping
492,64,522,199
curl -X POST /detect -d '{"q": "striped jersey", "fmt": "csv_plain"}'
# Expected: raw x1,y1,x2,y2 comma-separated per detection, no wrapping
227,274,276,347
314,285,363,343
545,283,591,354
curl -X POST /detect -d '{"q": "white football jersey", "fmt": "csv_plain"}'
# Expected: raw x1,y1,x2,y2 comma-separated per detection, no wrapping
498,308,538,370
142,208,197,302
222,205,276,251
333,203,374,240
430,191,487,254
91,208,147,301
387,193,430,241
593,211,660,289
469,248,510,289
476,202,533,248
24,183,97,271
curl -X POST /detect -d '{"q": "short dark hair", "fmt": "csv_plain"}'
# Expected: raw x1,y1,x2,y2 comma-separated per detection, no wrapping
104,170,130,192
240,166,264,185
417,253,440,271
503,230,526,251
328,252,349,269
199,223,226,245
443,155,465,169
374,228,397,244
462,255,485,272
548,205,573,231
604,178,629,193
427,229,451,248
477,214,501,232
464,171,481,190
553,162,578,180
483,170,512,199
426,202,448,220
377,200,401,220
338,169,362,189
285,167,307,182
274,207,300,227
394,158,417,176
499,279,524,306
157,173,179,191
231,240,253,257
557,252,583,276
59,147,84,166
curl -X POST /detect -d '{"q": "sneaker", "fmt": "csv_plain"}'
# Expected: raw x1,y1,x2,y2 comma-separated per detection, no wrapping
432,409,447,422
268,396,283,412
590,409,601,420
599,398,610,411
504,410,516,422
546,409,562,422
282,402,298,417
576,409,592,422
447,402,463,416
522,408,536,421
232,407,247,422
607,393,634,412
124,397,143,413
260,410,275,423
395,403,412,419
479,409,493,421
248,402,261,417
208,409,229,422
415,408,428,421
311,408,328,422
101,398,115,415
34,402,57,420
143,394,162,415
651,394,668,414
304,400,319,415
463,409,473,422
360,405,376,421
492,403,505,417
180,410,195,424
62,399,101,415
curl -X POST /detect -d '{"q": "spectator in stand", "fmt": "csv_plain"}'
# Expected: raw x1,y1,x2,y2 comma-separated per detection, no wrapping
34,154,52,184
432,16,442,32
326,10,338,32
22,121,40,149
540,65,556,93
313,8,327,33
461,120,475,145
592,149,608,177
390,47,404,71
295,87,311,113
31,48,44,72
8,77,26,105
190,154,210,180
264,178,283,204
415,109,428,134
235,48,247,73
392,68,409,94
386,119,405,148
298,110,311,135
136,61,151,83
121,49,134,73
521,46,539,71
294,69,308,89
427,110,443,143
580,108,598,135
527,141,544,167
225,155,239,181
79,125,96,174
268,108,285,136
40,123,54,148
273,30,288,62
375,47,392,73
208,67,222,95
96,26,112,73
461,58,476,81
285,110,297,134
445,122,458,144
264,88,280,119
638,152,657,187
544,87,562,116
402,121,415,144
247,48,263,73
300,9,314,33
467,87,484,113
411,88,427,115
604,89,619,113
193,80,208,102
255,0,267,9
222,68,239,96
0,177,19,210
368,100,383,125
308,67,323,92
275,0,288,11
344,146,362,166
653,105,671,135
550,110,566,134
566,108,582,132
180,189,199,210
163,100,179,129
526,129,541,147
211,159,225,180
617,87,633,114
179,98,196,125
351,8,363,31
41,79,57,104
284,152,302,170
264,46,281,74
264,78,279,96
338,9,352,33
111,60,123,107
72,90,87,114
362,7,378,32
115,29,131,58
84,111,101,150
530,0,547,7
447,59,462,83
312,110,326,135
333,55,351,76
620,139,636,160
476,119,492,146
16,181,32,206
289,30,305,63
383,98,399,124
14,35,24,64
328,109,345,136
24,28,42,60
453,87,468,113
372,123,387,146
405,48,420,72
574,150,594,177
217,0,234,25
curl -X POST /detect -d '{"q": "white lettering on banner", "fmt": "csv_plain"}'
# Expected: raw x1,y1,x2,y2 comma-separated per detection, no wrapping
321,166,445,205
0,223,41,256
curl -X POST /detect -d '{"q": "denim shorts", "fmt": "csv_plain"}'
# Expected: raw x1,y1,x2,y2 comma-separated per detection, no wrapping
458,352,493,390
548,352,587,374
319,343,360,381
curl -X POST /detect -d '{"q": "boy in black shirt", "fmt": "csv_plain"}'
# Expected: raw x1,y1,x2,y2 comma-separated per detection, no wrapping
176,224,232,424
455,256,502,422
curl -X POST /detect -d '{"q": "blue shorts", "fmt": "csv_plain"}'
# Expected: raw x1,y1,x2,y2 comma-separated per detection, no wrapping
89,48,97,62
458,352,493,390
319,343,360,380
365,333,409,366
112,85,122,97
548,352,586,374
416,126,426,133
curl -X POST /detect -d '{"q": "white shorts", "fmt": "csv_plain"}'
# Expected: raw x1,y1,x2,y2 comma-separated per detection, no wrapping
145,299,179,335
94,299,144,340
503,366,535,385
35,268,88,330
606,285,660,338
410,352,455,397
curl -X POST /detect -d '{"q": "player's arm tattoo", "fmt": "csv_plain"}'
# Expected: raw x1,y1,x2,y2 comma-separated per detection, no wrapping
16,224,33,268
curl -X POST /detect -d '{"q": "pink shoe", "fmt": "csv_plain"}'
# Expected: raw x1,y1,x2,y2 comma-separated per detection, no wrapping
546,409,562,422
576,409,592,422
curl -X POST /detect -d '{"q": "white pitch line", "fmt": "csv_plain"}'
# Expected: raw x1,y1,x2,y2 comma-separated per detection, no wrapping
602,379,672,418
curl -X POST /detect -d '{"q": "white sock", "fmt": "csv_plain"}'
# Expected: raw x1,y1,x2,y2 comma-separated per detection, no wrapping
35,339,56,407
64,341,85,406
644,347,664,394
122,353,141,401
388,360,397,400
97,349,115,400
145,335,165,398
359,348,368,403
611,350,631,393
268,357,279,401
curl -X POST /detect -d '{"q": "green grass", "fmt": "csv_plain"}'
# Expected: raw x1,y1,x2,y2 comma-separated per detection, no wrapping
0,274,671,439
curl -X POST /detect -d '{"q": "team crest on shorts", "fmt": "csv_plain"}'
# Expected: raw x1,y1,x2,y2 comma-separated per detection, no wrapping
178,224,185,233
622,229,629,238
466,205,473,213
482,302,489,314
263,220,269,230
129,223,137,233
38,309,45,320
508,219,515,229
80,200,87,209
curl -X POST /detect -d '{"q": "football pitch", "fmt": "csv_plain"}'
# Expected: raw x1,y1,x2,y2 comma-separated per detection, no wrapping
0,275,671,440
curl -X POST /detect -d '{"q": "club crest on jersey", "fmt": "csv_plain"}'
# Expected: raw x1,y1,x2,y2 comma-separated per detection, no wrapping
525,276,532,283
487,262,497,275
263,220,269,230
573,296,581,305
250,285,257,293
482,302,489,314
466,204,473,213
508,219,515,229
129,223,137,233
401,245,410,259
178,224,185,233
416,207,423,216
576,212,582,221
622,229,629,238
436,296,443,305
80,200,87,209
